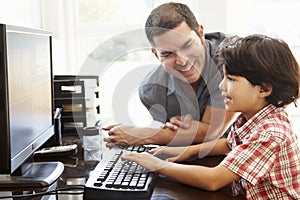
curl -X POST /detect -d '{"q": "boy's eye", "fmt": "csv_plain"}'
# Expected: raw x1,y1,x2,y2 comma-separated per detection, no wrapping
227,75,234,81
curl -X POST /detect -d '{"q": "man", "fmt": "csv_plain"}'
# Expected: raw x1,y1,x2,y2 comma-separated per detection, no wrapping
104,2,235,146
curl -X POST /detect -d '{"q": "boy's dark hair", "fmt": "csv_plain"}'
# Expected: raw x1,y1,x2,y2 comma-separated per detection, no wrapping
222,34,300,107
145,2,200,46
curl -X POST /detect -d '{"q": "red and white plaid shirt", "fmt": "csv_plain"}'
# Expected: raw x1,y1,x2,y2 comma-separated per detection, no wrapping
221,104,300,199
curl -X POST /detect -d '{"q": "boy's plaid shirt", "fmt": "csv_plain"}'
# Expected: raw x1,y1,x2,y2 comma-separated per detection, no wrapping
221,104,300,199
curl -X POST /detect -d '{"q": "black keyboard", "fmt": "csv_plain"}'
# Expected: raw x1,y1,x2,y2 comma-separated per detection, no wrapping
84,146,158,200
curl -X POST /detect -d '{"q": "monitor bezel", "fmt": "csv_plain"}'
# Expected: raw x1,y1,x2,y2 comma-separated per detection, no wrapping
0,24,55,175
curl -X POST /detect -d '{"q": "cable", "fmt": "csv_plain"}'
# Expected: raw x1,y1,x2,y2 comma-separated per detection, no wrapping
0,185,84,199
0,186,84,199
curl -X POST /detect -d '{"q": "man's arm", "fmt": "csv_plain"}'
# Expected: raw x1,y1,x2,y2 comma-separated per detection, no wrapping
104,106,236,146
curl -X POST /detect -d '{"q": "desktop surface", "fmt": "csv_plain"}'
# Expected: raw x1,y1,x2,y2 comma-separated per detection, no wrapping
0,135,245,200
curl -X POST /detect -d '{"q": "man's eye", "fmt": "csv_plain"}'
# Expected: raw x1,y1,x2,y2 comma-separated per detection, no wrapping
160,52,173,57
183,42,193,49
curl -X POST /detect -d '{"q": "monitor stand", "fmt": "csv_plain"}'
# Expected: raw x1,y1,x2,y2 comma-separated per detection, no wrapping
0,162,64,188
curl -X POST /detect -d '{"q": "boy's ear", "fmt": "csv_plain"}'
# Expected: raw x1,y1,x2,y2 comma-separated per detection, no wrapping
259,82,272,97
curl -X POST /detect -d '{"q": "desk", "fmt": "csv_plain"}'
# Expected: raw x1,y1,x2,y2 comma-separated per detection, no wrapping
0,135,245,200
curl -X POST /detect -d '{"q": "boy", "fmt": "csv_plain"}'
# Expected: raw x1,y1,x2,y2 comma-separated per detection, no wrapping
122,34,300,199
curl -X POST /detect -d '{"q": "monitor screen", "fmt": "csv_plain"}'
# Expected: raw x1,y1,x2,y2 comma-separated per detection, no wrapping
0,24,63,187
7,26,53,173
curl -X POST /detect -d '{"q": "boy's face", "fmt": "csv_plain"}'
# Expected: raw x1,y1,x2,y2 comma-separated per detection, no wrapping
152,22,206,84
219,67,268,120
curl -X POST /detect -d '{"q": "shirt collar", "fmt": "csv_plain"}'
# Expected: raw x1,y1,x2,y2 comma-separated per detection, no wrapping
233,104,278,140
167,75,176,95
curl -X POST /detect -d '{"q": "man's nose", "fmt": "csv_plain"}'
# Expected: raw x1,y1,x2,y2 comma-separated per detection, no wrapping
175,54,187,65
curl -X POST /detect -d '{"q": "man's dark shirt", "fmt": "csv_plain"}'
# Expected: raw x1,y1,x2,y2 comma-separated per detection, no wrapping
139,32,229,123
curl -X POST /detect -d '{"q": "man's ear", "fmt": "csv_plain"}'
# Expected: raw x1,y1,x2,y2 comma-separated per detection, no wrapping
259,82,273,97
151,48,158,58
198,25,205,44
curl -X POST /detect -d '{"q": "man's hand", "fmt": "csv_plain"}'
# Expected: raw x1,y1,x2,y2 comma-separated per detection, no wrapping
162,114,193,131
104,125,141,147
102,123,120,131
103,125,160,147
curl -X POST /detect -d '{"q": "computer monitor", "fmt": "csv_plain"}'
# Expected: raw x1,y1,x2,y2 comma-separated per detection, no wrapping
0,24,64,188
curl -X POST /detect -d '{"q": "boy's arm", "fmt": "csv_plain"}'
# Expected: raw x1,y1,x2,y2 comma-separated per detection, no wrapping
122,139,236,191
150,138,230,163
159,162,238,191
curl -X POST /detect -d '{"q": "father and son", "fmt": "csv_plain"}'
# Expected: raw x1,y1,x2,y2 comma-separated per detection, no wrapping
99,2,300,199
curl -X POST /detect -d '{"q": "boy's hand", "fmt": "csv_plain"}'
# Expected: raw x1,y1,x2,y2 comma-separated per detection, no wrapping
149,145,197,162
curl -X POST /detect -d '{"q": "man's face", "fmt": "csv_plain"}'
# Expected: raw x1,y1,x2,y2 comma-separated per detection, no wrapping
152,22,206,83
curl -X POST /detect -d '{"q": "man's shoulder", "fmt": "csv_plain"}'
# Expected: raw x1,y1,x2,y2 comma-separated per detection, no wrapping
204,32,232,71
138,65,170,105
205,32,228,46
140,65,169,86
139,65,170,100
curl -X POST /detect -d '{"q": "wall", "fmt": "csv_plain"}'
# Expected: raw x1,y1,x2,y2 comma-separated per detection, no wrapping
195,0,228,33
0,0,232,74
0,0,41,28
0,0,68,75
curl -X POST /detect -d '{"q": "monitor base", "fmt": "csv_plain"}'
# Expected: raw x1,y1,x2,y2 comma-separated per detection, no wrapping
0,162,64,188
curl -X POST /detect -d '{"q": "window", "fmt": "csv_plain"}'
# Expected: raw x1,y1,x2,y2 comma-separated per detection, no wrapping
250,0,300,62
249,0,300,133
227,0,300,133
75,0,157,125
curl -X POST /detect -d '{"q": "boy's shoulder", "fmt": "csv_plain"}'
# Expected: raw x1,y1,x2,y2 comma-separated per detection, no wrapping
251,107,292,142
